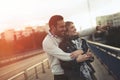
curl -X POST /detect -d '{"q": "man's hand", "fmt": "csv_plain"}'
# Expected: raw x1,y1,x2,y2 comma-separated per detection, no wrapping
70,50,83,59
76,54,90,62
76,49,93,62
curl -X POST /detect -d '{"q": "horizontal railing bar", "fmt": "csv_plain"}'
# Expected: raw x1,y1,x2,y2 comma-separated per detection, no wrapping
26,62,42,71
43,58,48,63
8,71,25,80
88,41,120,51
7,58,49,80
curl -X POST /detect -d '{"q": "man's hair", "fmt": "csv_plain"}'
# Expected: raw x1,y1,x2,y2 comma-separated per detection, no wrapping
49,15,63,30
65,21,73,31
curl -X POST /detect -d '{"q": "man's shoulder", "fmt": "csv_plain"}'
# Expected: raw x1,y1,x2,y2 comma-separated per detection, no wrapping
42,34,53,45
43,35,49,43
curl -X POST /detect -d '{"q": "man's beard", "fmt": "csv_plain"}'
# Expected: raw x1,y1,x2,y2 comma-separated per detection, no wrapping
56,31,66,38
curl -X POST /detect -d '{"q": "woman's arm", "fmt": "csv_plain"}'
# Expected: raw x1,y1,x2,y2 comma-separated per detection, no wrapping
78,26,108,37
78,27,96,37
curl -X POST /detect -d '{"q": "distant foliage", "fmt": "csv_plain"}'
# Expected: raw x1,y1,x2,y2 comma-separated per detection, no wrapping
0,31,47,58
106,26,120,47
94,26,120,48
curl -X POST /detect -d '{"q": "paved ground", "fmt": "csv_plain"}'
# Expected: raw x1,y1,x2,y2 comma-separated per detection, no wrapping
38,68,53,80
91,55,115,80
0,52,115,80
38,55,115,80
0,52,47,80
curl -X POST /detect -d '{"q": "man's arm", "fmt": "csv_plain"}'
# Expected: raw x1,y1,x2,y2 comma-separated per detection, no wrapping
43,37,84,61
43,39,71,61
43,36,89,62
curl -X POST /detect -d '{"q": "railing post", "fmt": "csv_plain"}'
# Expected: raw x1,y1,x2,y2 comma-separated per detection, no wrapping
34,67,39,79
41,62,45,73
47,60,50,69
24,70,28,80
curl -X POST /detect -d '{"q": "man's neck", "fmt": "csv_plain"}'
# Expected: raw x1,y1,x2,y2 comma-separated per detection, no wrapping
50,30,55,36
50,30,62,39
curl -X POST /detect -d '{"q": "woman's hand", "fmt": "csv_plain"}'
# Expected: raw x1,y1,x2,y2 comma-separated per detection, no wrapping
70,50,83,59
76,54,90,62
86,49,93,58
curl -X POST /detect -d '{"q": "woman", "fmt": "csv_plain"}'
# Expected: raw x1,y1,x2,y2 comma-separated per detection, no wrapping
59,21,95,80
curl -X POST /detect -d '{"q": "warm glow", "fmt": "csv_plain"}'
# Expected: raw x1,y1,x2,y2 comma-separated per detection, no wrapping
0,0,120,32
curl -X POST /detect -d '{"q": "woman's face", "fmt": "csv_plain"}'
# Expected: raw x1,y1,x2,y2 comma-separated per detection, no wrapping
67,23,78,36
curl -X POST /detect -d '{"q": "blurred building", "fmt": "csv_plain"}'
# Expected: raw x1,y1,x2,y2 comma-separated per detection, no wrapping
96,12,120,27
34,24,49,32
4,29,15,42
35,26,45,32
112,13,120,27
43,23,49,32
0,33,1,39
15,30,23,40
22,27,34,37
1,32,5,40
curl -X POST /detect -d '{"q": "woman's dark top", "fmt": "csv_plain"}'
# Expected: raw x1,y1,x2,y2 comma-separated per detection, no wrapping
59,35,95,80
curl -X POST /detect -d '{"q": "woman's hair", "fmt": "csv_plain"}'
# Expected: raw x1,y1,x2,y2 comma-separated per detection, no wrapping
65,21,73,31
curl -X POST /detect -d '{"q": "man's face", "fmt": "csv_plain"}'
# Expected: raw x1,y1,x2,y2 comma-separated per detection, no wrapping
54,20,66,37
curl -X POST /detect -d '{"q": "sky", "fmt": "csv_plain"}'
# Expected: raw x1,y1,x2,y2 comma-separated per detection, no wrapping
0,0,120,32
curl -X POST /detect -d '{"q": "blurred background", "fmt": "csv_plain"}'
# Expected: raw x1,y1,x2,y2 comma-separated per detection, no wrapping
0,0,120,63
0,0,120,80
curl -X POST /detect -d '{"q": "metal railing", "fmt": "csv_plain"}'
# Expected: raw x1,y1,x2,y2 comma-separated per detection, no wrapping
88,41,120,80
7,58,50,80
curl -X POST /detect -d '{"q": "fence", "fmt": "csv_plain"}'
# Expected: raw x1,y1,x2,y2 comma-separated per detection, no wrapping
88,41,120,80
7,58,50,80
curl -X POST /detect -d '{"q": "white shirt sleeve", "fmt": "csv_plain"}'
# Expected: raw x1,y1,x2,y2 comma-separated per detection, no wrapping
78,27,96,37
42,36,72,61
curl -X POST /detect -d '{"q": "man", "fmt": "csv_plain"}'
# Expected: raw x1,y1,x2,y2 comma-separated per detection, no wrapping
42,15,104,80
